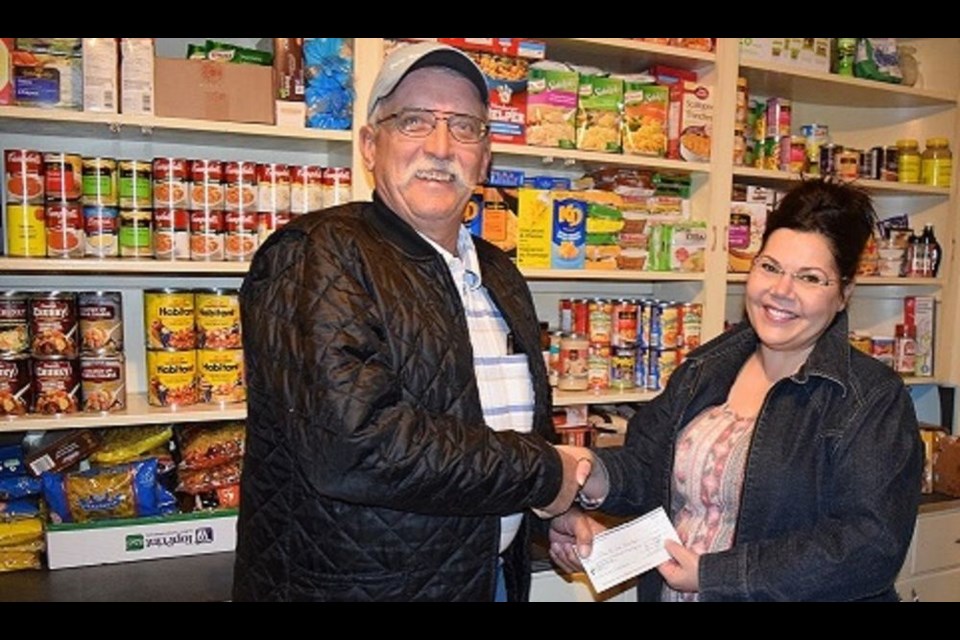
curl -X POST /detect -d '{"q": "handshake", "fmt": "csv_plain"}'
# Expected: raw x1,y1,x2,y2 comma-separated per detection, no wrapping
533,444,608,519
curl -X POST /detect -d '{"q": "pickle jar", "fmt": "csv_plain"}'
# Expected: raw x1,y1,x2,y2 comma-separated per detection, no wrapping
897,139,921,184
921,137,952,188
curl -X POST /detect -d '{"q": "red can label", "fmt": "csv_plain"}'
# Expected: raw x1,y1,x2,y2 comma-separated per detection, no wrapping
45,201,85,258
153,158,190,208
30,294,78,357
5,149,44,203
32,356,80,414
190,210,225,261
43,153,83,202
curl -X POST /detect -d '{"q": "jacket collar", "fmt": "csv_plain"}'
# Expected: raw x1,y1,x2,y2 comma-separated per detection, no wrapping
690,310,853,396
367,191,450,260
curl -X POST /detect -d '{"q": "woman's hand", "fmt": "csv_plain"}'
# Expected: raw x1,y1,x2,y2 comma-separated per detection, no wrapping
657,539,701,593
547,507,607,574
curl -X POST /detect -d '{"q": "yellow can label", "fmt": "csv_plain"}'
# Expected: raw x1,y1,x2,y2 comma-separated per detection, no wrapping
197,348,245,404
146,349,197,407
144,290,195,350
5,204,46,257
195,291,241,349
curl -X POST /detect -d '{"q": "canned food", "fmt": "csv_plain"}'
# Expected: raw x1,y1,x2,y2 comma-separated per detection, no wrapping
323,167,352,207
652,301,680,349
0,292,30,355
257,211,292,244
189,209,225,261
43,152,83,202
80,353,125,412
81,157,118,206
195,289,241,349
29,292,78,358
861,147,883,180
118,159,153,209
647,347,680,392
256,163,291,213
548,330,562,387
144,289,196,351
610,346,636,390
146,349,198,407
78,291,123,355
800,124,829,177
883,146,900,182
819,143,840,176
558,299,573,334
611,299,638,348
32,356,80,414
587,343,610,391
152,157,190,208
571,299,589,335
5,203,46,257
679,303,703,350
119,209,153,257
189,159,224,211
82,205,120,257
4,149,44,204
223,210,259,261
638,300,652,350
0,353,32,416
290,165,324,214
224,161,257,212
557,333,589,391
45,201,84,258
837,149,860,179
587,300,613,345
153,208,191,260
197,348,245,404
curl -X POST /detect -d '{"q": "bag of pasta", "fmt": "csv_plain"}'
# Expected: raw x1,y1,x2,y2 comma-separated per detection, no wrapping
41,458,176,524
89,425,174,466
176,422,245,471
0,518,44,572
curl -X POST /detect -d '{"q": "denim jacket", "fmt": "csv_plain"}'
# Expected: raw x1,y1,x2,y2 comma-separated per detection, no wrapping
594,310,923,601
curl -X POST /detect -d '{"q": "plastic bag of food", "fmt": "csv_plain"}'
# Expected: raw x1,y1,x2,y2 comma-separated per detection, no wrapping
0,475,42,500
179,483,240,513
855,38,903,84
0,498,41,522
176,422,245,471
42,458,161,524
176,460,242,495
89,425,173,465
0,551,42,572
0,445,26,478
0,517,43,546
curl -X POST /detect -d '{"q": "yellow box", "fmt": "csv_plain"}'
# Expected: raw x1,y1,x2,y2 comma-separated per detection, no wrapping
517,188,553,269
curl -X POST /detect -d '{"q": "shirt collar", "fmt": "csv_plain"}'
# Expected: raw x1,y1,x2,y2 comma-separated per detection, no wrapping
419,226,483,291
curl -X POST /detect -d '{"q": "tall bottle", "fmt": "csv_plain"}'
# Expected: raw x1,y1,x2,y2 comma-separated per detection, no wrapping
921,224,942,277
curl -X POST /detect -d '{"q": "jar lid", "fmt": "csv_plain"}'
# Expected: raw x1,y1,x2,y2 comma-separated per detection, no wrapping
926,137,950,148
896,139,919,149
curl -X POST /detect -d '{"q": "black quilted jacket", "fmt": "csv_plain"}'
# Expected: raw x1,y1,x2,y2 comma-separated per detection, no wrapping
232,193,561,602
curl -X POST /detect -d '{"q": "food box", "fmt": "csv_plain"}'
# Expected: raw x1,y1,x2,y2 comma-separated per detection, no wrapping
13,51,82,110
904,295,935,377
0,38,12,105
526,65,578,149
668,222,707,272
82,38,118,114
727,201,767,272
622,81,668,157
154,58,274,125
45,509,238,569
576,74,622,154
551,194,586,269
516,187,554,269
120,38,155,116
739,38,831,73
668,81,713,161
470,51,528,145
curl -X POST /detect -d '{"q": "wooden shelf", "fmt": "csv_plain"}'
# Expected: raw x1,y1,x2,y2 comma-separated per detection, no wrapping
738,60,957,108
492,142,709,174
521,268,704,282
553,387,655,407
539,38,714,75
0,393,246,433
732,167,952,196
0,257,249,275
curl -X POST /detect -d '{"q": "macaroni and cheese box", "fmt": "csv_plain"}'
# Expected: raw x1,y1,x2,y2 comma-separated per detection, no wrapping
46,509,238,569
517,188,554,269
551,195,587,269
526,66,578,149
576,75,622,154
622,82,668,157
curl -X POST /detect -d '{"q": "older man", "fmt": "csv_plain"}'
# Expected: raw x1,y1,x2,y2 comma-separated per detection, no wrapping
233,41,586,602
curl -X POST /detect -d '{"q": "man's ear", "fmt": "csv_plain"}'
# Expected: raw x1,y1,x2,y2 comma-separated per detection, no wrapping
359,124,376,172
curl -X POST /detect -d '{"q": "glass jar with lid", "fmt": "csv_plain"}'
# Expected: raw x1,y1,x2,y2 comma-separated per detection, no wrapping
896,139,921,184
921,137,952,188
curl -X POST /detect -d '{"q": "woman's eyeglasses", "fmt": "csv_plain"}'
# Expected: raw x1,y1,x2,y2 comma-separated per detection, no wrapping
751,255,844,289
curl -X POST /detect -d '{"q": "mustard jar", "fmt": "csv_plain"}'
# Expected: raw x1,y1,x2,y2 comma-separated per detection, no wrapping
921,137,952,188
897,139,921,184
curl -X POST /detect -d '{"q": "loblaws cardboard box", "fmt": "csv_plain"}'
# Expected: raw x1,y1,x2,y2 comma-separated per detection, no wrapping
154,58,274,125
45,509,238,570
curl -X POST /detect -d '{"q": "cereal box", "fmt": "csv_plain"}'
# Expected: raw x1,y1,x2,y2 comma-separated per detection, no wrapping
526,65,578,149
668,81,713,162
470,51,528,145
576,75,622,154
551,195,587,269
622,81,668,157
517,188,554,269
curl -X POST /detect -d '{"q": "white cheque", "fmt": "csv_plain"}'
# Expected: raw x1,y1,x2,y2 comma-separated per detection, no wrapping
576,506,681,594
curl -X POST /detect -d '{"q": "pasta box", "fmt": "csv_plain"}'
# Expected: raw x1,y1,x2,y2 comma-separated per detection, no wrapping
45,509,238,569
154,58,274,125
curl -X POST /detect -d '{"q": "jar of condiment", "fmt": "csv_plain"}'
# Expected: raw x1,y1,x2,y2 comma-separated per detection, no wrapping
921,137,952,188
896,139,921,184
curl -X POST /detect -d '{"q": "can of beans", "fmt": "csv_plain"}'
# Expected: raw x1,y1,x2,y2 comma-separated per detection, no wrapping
45,201,84,258
224,161,257,212
290,164,324,214
223,210,259,261
189,209,225,261
118,209,153,257
153,208,190,260
82,157,118,207
195,288,241,350
30,292,78,358
189,159,224,211
4,149,44,204
256,163,291,213
197,348,246,404
0,353,32,416
152,157,190,209
43,152,83,202
80,353,125,412
32,355,80,414
146,348,198,407
118,159,153,209
144,288,196,351
548,330,562,387
0,292,30,355
82,205,120,257
78,291,123,355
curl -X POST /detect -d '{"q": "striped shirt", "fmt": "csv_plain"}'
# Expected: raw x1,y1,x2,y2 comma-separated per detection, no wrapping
421,226,535,553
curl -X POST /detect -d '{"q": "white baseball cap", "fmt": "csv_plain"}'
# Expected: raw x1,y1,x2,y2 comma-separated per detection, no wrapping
367,41,489,119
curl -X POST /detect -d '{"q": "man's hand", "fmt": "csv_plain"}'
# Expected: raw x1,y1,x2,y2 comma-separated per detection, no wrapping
547,507,607,574
657,539,700,593
532,446,593,518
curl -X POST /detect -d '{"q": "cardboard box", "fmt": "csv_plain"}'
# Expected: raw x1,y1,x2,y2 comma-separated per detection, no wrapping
154,58,274,125
275,100,306,128
82,38,118,114
13,51,82,110
526,66,578,149
739,38,831,73
517,187,554,269
576,74,622,154
469,51,528,145
45,509,238,570
904,296,935,377
668,81,713,161
120,38,154,115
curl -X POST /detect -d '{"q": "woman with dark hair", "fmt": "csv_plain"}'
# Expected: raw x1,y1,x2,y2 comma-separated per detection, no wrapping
551,178,924,601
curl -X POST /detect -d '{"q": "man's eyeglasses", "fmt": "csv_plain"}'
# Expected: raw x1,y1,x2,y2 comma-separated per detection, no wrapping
375,108,490,144
751,255,843,289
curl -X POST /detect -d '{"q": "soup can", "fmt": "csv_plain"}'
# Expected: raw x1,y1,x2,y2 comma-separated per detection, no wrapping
43,152,83,202
144,288,196,351
257,162,291,213
80,353,125,412
257,211,292,244
45,201,85,259
611,299,639,348
0,292,30,355
29,292,78,358
78,291,123,355
32,355,80,414
118,159,153,209
609,346,637,390
679,302,703,350
5,203,46,257
190,209,225,261
146,348,198,407
153,208,191,260
81,157,118,206
290,164,324,214
223,210,259,262
587,299,613,345
189,159,224,211
224,161,257,212
83,205,120,257
322,167,352,207
119,209,153,257
4,149,44,204
197,348,246,404
195,288,242,349
152,157,190,209
587,343,611,391
0,353,32,416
